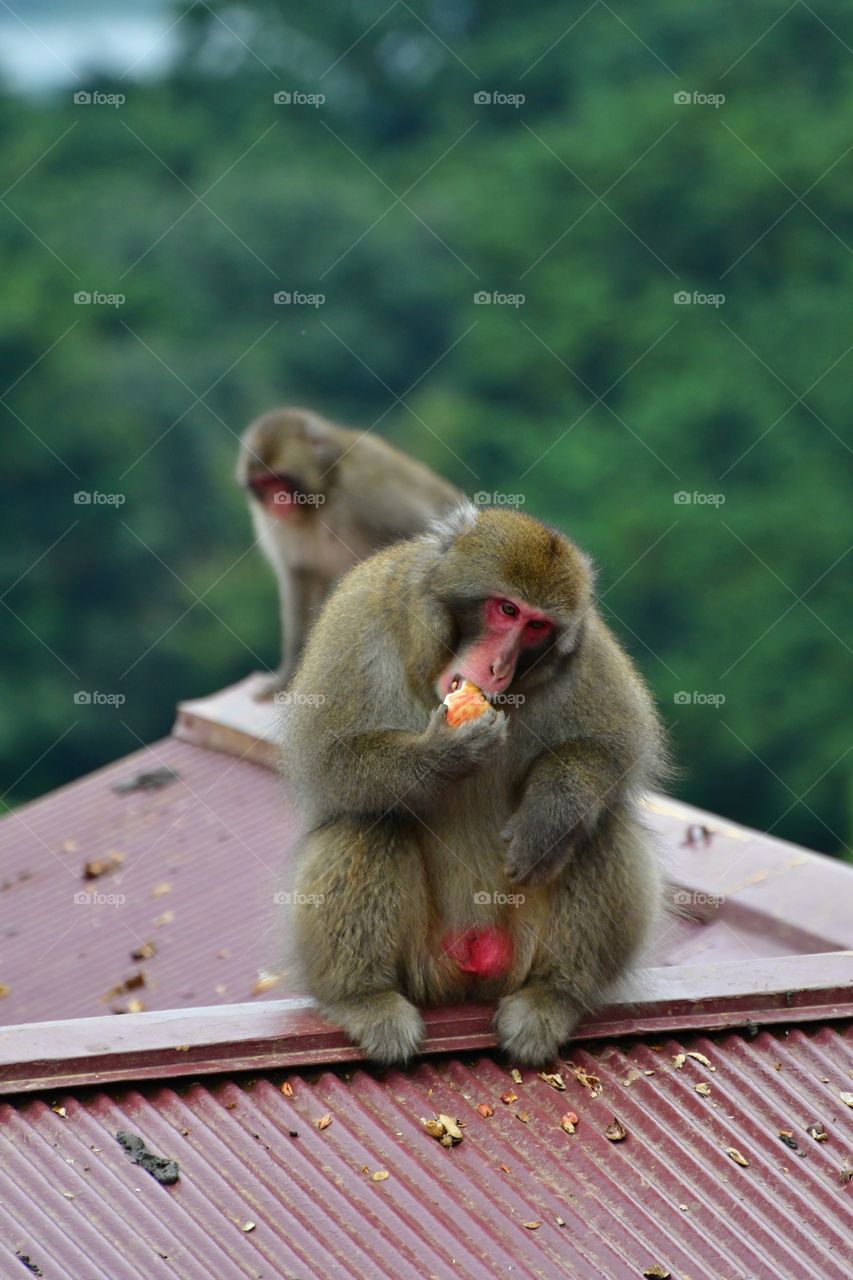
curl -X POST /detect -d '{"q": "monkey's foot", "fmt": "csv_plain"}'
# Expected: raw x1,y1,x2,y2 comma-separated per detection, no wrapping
494,985,580,1066
325,992,424,1066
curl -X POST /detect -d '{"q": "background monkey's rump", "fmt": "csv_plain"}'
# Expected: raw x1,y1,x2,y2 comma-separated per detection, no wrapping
237,406,462,694
281,504,667,1065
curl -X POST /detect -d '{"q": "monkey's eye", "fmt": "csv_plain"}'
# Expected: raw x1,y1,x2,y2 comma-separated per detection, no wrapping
528,619,547,631
500,601,518,617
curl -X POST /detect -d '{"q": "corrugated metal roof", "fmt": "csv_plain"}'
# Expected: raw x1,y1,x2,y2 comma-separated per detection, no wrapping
1,1024,850,1280
2,727,852,1029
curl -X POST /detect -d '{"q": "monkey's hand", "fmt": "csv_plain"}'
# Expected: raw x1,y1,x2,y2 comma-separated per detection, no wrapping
501,810,578,888
425,702,508,775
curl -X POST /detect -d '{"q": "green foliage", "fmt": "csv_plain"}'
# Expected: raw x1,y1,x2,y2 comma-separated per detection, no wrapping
1,0,850,856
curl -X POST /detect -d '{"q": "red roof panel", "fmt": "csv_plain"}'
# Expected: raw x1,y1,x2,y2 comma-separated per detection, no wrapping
1,1024,850,1279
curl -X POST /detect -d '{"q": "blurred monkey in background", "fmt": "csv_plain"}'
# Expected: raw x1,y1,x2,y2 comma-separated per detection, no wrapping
237,406,461,695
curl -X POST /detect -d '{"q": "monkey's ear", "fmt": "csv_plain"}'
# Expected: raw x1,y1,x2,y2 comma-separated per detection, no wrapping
302,414,344,469
428,500,479,550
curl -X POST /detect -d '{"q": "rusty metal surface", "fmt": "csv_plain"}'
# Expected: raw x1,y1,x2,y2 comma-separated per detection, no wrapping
2,732,853,1032
1,1024,850,1280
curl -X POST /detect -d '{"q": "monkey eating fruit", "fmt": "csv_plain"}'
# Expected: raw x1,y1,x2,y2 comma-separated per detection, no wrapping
237,405,461,695
282,503,667,1066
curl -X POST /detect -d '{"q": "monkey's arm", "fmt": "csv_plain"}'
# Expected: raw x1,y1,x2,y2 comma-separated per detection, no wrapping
502,737,637,887
325,708,506,817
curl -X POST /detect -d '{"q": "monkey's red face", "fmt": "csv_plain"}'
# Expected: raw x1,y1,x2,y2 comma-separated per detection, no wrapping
247,473,307,520
437,596,555,699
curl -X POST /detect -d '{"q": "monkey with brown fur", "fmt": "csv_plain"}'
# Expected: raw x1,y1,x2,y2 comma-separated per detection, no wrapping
237,406,461,695
281,503,667,1065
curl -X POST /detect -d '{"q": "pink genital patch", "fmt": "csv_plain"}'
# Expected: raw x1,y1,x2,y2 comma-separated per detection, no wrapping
443,926,513,980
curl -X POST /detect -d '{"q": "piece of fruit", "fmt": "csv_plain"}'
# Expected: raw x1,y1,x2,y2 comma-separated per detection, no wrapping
443,677,490,728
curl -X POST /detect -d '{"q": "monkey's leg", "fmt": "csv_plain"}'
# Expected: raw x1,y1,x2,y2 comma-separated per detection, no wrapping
293,818,428,1065
256,568,324,697
495,812,661,1065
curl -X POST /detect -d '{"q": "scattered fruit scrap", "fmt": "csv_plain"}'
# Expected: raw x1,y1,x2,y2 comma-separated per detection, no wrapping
371,1170,390,1182
807,1122,827,1142
778,1130,799,1151
316,1114,333,1131
643,1267,671,1279
115,1131,179,1185
501,1090,519,1105
539,1072,566,1091
0,983,10,998
560,1112,579,1134
840,1092,853,1108
130,941,156,961
153,910,175,927
604,1117,627,1142
522,1221,541,1230
725,1147,749,1167
151,882,172,898
477,1103,494,1118
423,1115,463,1147
83,851,125,880
566,1063,602,1098
15,1253,43,1277
280,1082,294,1098
673,1051,714,1071
241,1222,255,1233
510,1068,523,1084
695,1083,712,1097
252,971,284,995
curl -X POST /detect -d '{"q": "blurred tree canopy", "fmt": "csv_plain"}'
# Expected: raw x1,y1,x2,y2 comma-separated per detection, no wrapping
0,0,850,855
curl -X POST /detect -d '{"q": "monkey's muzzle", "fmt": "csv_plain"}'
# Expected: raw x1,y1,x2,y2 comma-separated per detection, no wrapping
247,472,308,517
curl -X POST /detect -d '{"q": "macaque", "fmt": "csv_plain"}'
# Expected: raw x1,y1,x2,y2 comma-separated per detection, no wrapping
281,504,667,1065
236,406,461,694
